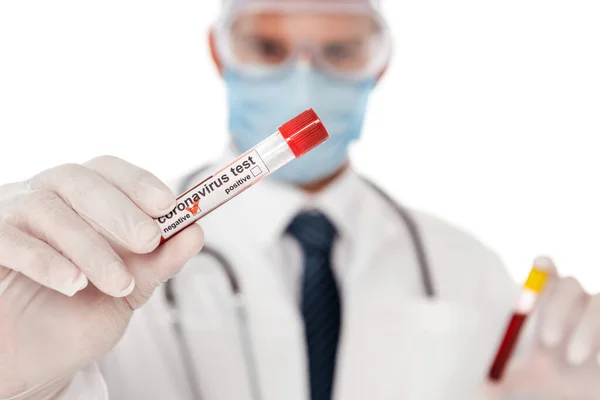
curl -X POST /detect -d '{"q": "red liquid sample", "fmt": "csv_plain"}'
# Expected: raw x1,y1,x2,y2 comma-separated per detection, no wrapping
488,313,527,381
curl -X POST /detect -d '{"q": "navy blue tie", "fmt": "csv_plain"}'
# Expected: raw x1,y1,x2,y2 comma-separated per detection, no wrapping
286,211,341,400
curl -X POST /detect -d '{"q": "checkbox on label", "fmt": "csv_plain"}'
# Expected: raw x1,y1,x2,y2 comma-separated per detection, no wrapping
251,166,262,177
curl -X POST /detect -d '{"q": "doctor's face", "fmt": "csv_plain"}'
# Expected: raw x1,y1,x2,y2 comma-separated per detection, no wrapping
212,8,390,187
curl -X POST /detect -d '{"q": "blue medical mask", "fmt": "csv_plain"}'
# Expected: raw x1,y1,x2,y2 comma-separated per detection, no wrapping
225,65,375,185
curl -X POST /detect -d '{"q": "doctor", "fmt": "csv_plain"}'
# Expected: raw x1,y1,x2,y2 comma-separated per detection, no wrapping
1,0,600,399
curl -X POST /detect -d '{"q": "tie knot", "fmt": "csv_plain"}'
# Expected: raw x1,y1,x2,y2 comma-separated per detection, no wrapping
286,211,338,254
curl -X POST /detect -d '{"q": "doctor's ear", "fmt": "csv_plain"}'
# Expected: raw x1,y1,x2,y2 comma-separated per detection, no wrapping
375,58,390,85
375,66,387,85
208,29,224,77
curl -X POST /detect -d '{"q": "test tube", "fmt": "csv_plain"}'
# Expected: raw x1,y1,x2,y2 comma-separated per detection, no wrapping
156,108,329,244
487,257,553,381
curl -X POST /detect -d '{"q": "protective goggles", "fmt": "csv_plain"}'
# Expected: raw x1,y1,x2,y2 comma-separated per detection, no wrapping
213,2,392,80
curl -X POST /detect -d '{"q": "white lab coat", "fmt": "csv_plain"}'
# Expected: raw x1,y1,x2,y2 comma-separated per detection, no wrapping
60,147,529,400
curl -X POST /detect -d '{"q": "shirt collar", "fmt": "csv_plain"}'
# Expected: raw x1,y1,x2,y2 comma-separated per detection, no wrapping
188,141,360,249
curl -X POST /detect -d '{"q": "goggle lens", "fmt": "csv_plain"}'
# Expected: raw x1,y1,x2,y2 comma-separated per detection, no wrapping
218,10,389,78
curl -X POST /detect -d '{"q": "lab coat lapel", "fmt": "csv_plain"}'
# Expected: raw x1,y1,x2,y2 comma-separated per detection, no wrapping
199,175,310,400
333,240,492,399
243,250,309,400
210,239,309,400
329,186,491,400
333,225,411,400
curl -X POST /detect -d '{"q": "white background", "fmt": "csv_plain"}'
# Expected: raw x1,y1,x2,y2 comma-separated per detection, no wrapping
1,1,599,290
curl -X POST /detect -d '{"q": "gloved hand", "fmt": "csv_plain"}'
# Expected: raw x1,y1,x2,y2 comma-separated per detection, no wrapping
0,156,204,399
480,257,600,400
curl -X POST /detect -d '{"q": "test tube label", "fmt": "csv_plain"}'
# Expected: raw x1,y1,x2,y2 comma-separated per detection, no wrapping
156,149,271,240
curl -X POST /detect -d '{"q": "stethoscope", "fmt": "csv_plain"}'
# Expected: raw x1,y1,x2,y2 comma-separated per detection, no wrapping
164,165,436,400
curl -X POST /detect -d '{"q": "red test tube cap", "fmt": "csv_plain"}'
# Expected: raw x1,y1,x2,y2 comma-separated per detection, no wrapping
278,109,330,158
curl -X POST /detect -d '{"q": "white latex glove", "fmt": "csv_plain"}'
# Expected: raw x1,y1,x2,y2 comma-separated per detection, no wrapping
0,156,204,399
480,256,600,400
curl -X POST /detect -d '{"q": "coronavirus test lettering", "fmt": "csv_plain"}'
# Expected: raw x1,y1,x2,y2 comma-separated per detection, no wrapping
155,109,330,243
